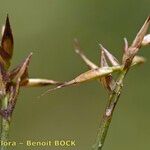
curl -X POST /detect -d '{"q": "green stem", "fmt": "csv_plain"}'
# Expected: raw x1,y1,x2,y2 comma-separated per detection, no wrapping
93,70,127,150
0,95,10,150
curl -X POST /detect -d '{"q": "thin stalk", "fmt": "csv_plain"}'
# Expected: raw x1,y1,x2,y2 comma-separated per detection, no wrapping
0,95,10,150
93,70,127,150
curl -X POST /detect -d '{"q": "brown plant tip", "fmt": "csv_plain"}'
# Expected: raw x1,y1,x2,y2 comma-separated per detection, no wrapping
123,16,150,69
131,16,150,50
1,15,14,58
0,15,14,70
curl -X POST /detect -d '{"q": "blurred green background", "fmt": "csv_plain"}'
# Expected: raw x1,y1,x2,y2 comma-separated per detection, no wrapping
0,0,150,150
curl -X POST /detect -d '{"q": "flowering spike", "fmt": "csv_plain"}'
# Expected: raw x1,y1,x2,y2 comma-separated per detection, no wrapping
0,15,14,70
73,39,98,69
99,44,119,66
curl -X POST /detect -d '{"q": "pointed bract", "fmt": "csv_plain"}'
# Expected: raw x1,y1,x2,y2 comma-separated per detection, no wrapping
9,64,28,83
100,49,116,92
100,44,120,66
100,50,108,67
74,39,98,69
123,16,150,68
42,66,122,95
13,53,32,82
131,16,150,49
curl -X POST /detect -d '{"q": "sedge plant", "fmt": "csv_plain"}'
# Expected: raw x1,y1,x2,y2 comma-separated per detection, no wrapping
0,16,62,150
0,14,149,150
45,16,150,150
